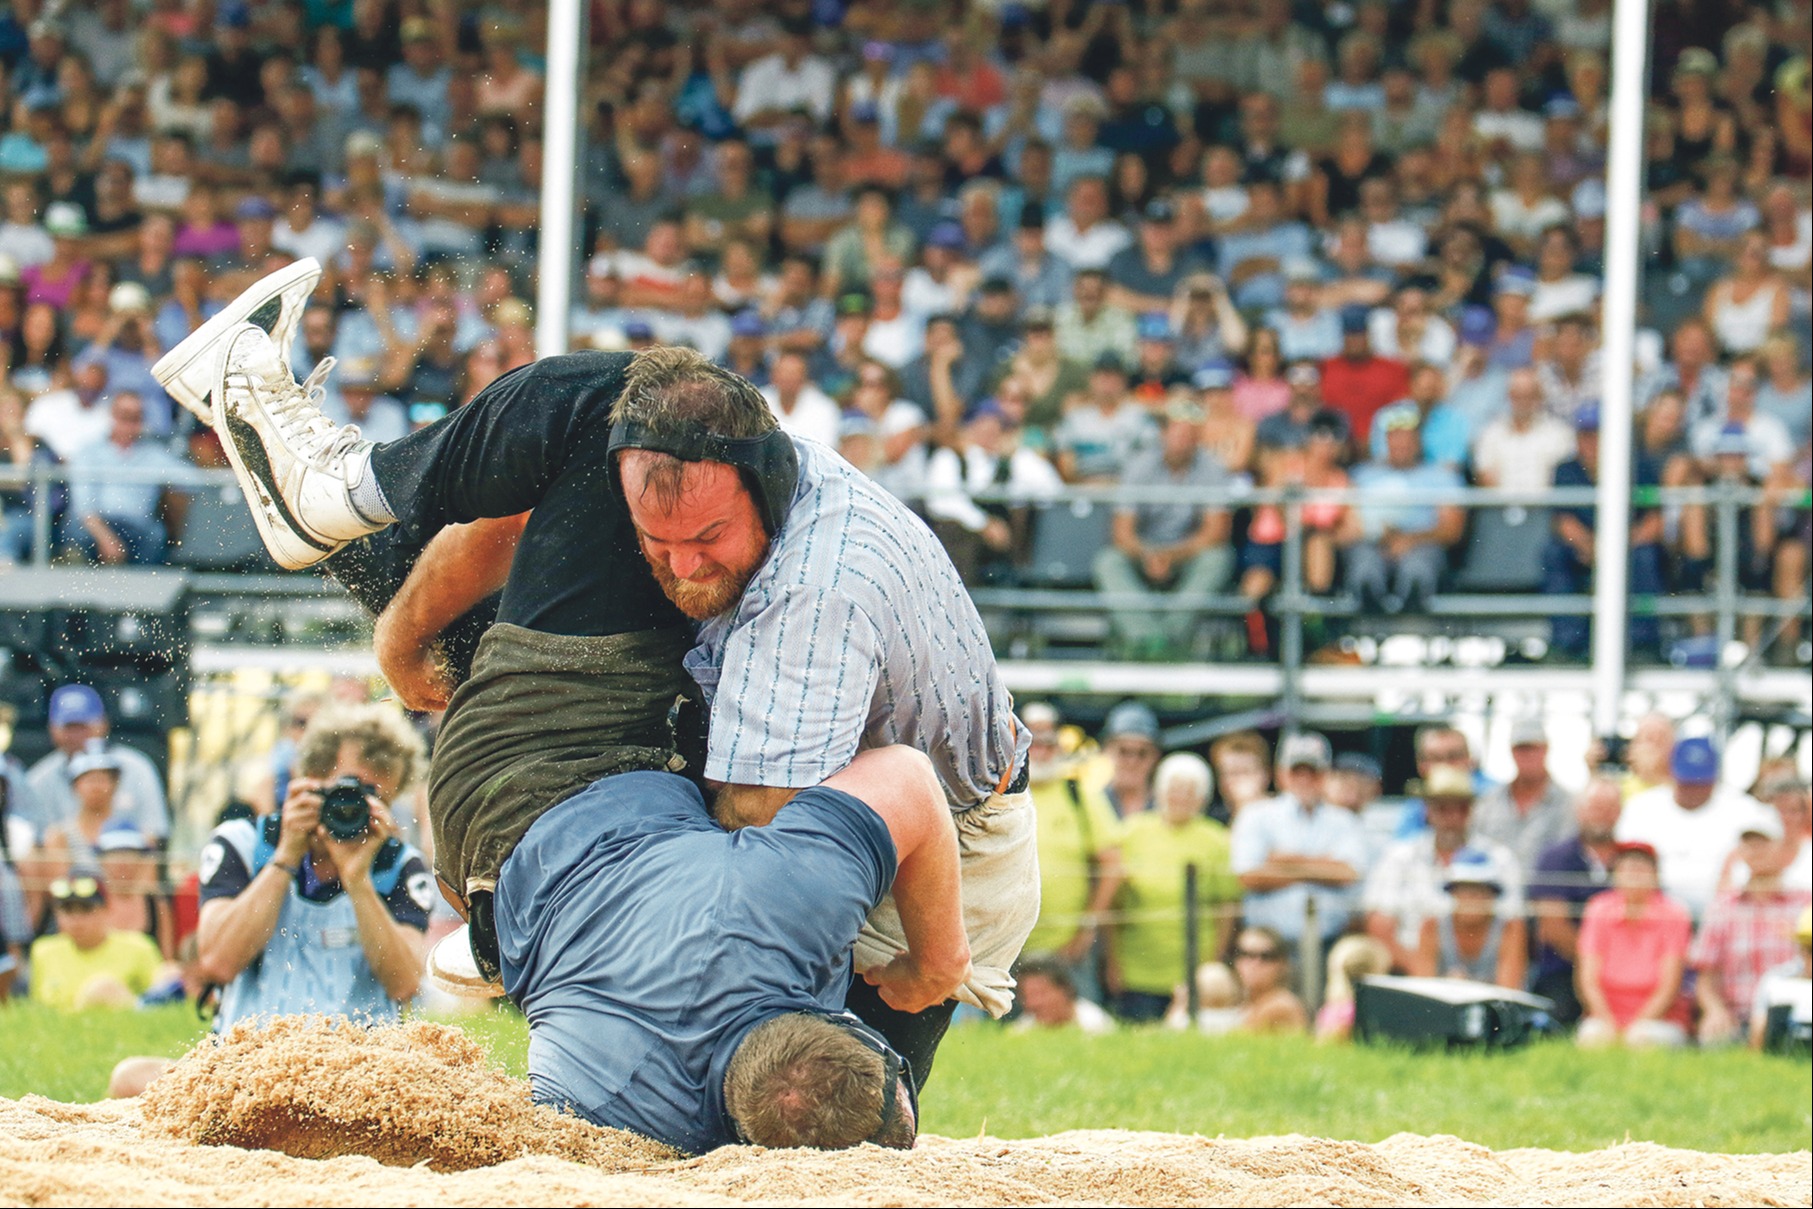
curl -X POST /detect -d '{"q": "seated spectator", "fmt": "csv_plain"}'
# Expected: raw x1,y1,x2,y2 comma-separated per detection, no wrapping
23,354,111,461
1013,956,1114,1034
1230,925,1310,1033
1473,368,1576,490
1109,753,1238,1022
1758,774,1811,895
1092,398,1233,660
1617,737,1767,919
1231,733,1366,965
654,274,733,363
1315,934,1392,1043
682,139,774,269
195,704,431,1030
1364,765,1524,972
1367,285,1455,367
820,184,914,298
1576,842,1693,1048
1240,416,1349,612
60,392,189,566
1541,404,1667,658
1195,364,1255,477
1687,355,1793,480
1339,402,1465,614
1053,353,1152,483
1165,962,1244,1035
1366,360,1470,470
1045,175,1131,272
1473,720,1576,877
1690,808,1811,1045
39,741,152,868
23,201,91,308
923,398,1061,584
1702,230,1792,356
24,686,169,842
1267,261,1341,364
1392,723,1486,839
29,872,166,1010
1053,268,1136,373
1529,777,1624,1022
325,364,409,446
1107,199,1207,315
1232,326,1289,423
1749,907,1812,1050
759,351,841,448
1217,180,1313,312
1753,332,1810,451
1098,702,1162,818
1321,305,1409,448
1413,848,1528,989
1254,362,1348,452
978,201,1072,313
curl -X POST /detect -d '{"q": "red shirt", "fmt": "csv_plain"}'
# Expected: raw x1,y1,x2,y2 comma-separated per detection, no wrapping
1320,354,1409,446
1578,889,1693,1028
1688,887,1812,1018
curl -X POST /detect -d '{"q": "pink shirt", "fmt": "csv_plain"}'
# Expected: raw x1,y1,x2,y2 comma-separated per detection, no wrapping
1233,375,1290,423
1578,890,1693,1028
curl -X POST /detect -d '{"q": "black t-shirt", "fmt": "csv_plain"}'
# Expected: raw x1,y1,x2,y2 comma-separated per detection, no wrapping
198,824,432,931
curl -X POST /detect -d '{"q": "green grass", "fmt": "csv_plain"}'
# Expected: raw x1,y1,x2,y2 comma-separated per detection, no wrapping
4,1005,1807,1153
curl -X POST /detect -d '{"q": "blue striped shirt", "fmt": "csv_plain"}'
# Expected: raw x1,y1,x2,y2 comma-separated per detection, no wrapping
685,437,1027,810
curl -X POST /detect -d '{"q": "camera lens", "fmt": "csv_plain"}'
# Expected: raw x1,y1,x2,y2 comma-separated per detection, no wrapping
319,776,374,840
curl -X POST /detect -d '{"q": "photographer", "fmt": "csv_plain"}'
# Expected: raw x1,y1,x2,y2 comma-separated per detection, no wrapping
195,704,432,1030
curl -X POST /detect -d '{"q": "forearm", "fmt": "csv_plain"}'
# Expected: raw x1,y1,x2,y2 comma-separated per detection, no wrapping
374,515,523,672
1535,912,1578,962
891,815,970,986
1635,961,1683,1022
1575,957,1612,1019
195,871,292,983
346,879,425,1001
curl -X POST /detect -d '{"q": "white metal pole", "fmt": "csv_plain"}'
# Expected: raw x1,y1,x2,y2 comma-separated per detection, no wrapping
534,0,588,360
1590,0,1651,737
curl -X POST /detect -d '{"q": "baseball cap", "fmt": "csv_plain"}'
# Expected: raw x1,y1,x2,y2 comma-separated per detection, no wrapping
1279,732,1332,771
622,318,656,341
1509,718,1548,747
235,196,278,221
1020,305,1055,331
1543,96,1582,120
108,281,152,315
1092,350,1128,375
1141,197,1176,224
1496,268,1537,297
97,821,153,853
1376,401,1422,432
1339,304,1371,334
215,3,252,29
1443,847,1503,893
1334,752,1382,781
345,130,384,159
1738,806,1785,842
1102,701,1160,745
1458,305,1496,346
1710,422,1750,457
1283,257,1321,283
1192,361,1235,391
401,15,435,42
838,414,877,441
43,202,88,238
1574,401,1601,431
1136,312,1173,342
49,684,106,727
1611,840,1660,867
926,221,966,250
1286,361,1321,387
1417,763,1476,800
850,101,881,124
67,739,122,781
1674,47,1718,76
1670,736,1719,785
729,309,766,338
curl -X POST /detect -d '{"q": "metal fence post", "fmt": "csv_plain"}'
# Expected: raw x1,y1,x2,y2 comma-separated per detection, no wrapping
1299,895,1322,1011
29,460,51,564
1279,486,1306,725
1713,481,1741,742
1183,862,1201,1030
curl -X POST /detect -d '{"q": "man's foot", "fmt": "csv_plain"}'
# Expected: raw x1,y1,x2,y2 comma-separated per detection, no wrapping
214,324,386,569
427,925,506,999
153,257,320,422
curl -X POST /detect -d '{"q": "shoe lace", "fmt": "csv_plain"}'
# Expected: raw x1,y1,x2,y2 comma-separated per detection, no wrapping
252,356,366,471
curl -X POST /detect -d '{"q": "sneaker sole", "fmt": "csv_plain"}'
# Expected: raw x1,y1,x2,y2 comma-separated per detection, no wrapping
213,333,342,570
153,257,320,422
427,929,506,999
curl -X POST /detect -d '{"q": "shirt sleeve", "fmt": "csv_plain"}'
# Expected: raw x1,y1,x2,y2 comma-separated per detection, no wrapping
382,853,435,931
704,585,884,788
1228,807,1268,874
197,833,253,905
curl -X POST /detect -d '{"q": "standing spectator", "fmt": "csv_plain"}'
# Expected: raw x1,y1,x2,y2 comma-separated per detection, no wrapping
26,687,168,843
29,873,166,1010
1618,737,1767,918
1364,765,1524,972
1690,808,1811,1045
1208,731,1273,825
60,392,189,566
1231,733,1367,961
1109,753,1238,1021
1392,724,1485,839
1529,777,1624,1022
1339,402,1466,614
1473,720,1576,877
1021,704,1125,984
1098,702,1162,819
1320,305,1408,447
1414,850,1529,989
1576,842,1693,1048
1092,398,1234,660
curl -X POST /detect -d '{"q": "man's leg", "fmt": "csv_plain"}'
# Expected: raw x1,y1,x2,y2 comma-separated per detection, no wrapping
1164,545,1234,649
1344,540,1388,606
1092,546,1163,650
1393,543,1446,612
1540,539,1589,657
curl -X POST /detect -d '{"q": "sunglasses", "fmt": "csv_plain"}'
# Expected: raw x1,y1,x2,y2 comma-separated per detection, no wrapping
1235,947,1282,961
50,875,103,906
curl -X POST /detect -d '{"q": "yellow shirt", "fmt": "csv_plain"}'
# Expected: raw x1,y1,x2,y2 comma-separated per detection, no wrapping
28,930,164,1010
1025,776,1122,956
1115,813,1240,995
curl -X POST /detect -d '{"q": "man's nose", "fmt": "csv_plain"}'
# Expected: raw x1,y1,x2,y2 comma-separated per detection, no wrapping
670,549,710,580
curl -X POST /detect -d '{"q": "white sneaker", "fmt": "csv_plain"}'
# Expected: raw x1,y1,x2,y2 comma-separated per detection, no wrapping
427,925,506,999
214,324,385,570
153,257,320,422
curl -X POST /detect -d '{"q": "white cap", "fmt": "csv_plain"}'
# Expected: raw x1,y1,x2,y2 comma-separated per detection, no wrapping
109,281,152,314
1738,806,1785,842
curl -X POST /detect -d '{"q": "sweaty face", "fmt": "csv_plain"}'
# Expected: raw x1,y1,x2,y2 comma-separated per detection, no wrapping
620,453,770,620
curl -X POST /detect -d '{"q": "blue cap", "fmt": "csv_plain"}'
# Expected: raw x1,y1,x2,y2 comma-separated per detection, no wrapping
926,221,966,250
1102,701,1160,745
1136,312,1173,342
850,101,880,124
1334,752,1382,781
1711,422,1749,456
1573,401,1601,431
49,684,106,727
623,319,655,340
1458,305,1496,345
234,196,278,221
1192,360,1235,390
1339,304,1371,334
1670,736,1719,785
1543,96,1582,119
729,309,766,337
970,398,1009,424
1496,268,1536,297
216,3,252,28
1443,847,1504,893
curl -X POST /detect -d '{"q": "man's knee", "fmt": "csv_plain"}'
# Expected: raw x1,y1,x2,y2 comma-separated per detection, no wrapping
108,1056,176,1099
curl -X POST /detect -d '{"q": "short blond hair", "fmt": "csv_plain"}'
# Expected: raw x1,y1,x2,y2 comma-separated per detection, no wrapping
722,1013,898,1150
294,703,425,793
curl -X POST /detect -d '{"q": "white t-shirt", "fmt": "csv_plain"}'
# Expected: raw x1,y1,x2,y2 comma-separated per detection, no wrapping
860,311,925,370
761,383,842,448
1528,274,1601,323
1014,996,1115,1034
1045,216,1133,271
1616,785,1768,918
1472,412,1577,492
23,390,112,461
1361,832,1527,951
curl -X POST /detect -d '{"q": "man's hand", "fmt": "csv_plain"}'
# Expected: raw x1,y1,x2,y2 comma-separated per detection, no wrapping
981,516,1013,552
861,948,971,1014
274,778,324,865
1141,548,1174,583
374,609,455,711
1698,1002,1737,1045
321,796,398,885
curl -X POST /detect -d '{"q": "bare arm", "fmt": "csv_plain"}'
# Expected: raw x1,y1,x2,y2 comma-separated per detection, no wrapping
1575,949,1614,1023
373,513,528,710
1238,853,1359,890
1412,916,1439,977
1533,902,1579,963
1494,918,1527,990
1633,950,1684,1023
195,783,322,984
1366,909,1416,973
710,782,800,830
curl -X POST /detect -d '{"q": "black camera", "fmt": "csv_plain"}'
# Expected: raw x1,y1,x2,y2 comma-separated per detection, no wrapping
318,776,377,840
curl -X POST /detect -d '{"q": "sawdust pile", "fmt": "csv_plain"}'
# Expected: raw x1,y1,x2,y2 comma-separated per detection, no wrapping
3,1020,1807,1208
139,1016,676,1172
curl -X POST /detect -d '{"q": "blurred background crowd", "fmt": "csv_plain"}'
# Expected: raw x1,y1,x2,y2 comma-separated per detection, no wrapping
0,0,1805,665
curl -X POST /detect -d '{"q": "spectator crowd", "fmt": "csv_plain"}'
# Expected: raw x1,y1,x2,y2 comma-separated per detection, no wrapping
0,0,1803,668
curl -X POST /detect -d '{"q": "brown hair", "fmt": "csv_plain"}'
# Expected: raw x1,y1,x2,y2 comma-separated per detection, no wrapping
1209,730,1270,769
722,1013,896,1150
614,346,775,440
294,703,425,793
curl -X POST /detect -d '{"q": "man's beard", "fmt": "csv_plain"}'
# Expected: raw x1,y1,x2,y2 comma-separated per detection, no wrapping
644,551,754,620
